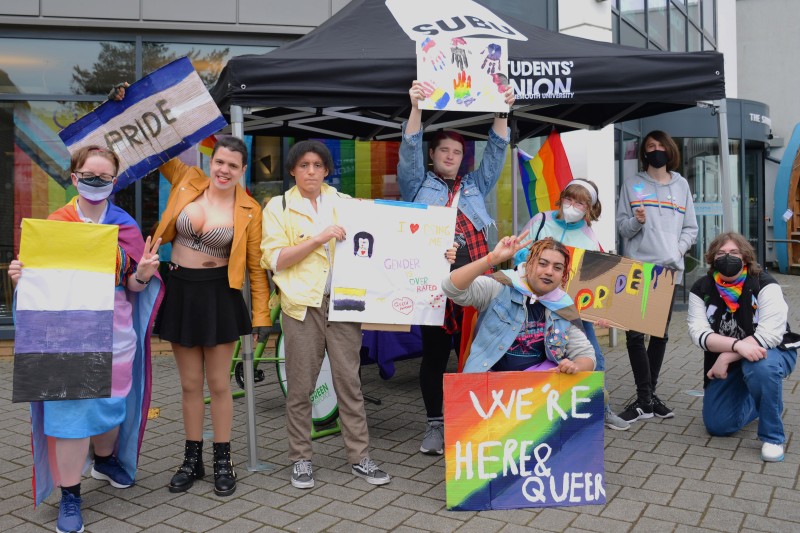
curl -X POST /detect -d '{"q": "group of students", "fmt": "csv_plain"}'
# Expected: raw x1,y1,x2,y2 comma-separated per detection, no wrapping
7,81,797,533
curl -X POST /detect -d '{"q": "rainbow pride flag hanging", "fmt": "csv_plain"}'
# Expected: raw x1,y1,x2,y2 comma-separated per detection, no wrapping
518,131,574,217
444,371,605,510
13,219,118,402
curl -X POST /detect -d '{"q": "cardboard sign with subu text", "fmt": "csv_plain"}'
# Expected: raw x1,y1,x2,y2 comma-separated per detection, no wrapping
444,371,605,511
563,248,677,337
58,56,227,192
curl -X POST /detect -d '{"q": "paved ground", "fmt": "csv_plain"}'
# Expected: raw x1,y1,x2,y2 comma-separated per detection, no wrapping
1,272,799,532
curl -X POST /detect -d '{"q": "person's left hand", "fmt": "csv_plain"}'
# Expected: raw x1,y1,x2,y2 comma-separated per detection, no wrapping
136,236,161,282
253,326,271,345
707,357,730,380
8,259,23,286
108,82,129,101
444,242,458,264
557,358,579,374
594,318,612,329
502,86,515,107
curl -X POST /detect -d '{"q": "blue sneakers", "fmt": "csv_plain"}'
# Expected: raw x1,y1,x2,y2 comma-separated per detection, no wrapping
56,489,84,533
91,456,134,489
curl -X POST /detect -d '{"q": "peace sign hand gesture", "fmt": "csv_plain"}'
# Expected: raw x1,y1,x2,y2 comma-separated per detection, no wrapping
489,230,530,266
135,236,161,284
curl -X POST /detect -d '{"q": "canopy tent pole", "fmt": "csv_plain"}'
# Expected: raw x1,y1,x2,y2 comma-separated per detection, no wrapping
715,99,734,232
231,104,274,473
511,114,519,235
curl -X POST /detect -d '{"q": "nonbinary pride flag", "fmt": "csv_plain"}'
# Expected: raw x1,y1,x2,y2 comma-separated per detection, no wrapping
59,56,227,192
13,219,118,402
518,131,574,217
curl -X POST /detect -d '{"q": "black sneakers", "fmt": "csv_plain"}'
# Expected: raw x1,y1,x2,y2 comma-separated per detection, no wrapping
618,399,654,423
652,395,675,418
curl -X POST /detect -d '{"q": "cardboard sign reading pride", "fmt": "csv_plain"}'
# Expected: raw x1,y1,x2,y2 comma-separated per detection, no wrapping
329,198,456,326
564,248,677,337
444,371,605,510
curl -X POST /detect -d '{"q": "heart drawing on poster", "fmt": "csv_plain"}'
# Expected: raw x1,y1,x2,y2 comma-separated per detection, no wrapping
410,223,420,234
392,297,414,315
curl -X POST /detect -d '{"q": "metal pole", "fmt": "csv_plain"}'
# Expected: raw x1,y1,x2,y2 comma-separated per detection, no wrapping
512,145,519,235
231,105,273,472
715,99,734,232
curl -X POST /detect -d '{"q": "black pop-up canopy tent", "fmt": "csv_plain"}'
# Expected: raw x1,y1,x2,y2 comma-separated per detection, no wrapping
210,0,725,141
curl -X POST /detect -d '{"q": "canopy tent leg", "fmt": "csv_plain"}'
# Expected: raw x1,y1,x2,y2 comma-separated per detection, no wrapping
715,99,734,233
231,104,274,473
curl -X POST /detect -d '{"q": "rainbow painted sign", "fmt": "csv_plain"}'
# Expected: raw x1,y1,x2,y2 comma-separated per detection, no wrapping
564,248,677,338
444,371,605,511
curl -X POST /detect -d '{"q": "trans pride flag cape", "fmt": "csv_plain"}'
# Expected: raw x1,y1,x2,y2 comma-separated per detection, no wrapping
518,131,573,217
26,197,163,506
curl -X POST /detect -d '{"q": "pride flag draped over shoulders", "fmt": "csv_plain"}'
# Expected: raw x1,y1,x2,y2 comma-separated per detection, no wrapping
518,131,573,217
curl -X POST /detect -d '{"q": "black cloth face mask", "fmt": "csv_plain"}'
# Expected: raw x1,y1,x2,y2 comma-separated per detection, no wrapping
714,254,744,277
644,150,668,169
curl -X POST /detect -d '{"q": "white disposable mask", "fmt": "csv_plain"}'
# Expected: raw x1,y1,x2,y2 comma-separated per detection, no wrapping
561,205,585,223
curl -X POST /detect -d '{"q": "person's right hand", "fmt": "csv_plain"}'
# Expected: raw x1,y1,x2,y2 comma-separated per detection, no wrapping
316,225,347,244
108,82,130,101
409,80,435,109
489,230,530,265
707,356,730,380
8,259,22,285
634,206,646,224
734,340,767,362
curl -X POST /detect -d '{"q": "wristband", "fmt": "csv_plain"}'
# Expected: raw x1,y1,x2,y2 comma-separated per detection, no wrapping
495,112,509,119
486,252,493,269
134,276,150,285
731,339,739,352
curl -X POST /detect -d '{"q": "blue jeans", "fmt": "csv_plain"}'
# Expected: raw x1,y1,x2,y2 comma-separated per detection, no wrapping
703,347,797,444
583,321,604,372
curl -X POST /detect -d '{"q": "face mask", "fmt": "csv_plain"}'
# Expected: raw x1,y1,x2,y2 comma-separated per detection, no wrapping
644,149,668,169
76,176,114,203
561,205,586,223
714,254,744,277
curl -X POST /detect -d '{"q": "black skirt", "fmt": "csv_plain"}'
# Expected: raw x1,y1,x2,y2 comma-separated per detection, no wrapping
155,264,251,347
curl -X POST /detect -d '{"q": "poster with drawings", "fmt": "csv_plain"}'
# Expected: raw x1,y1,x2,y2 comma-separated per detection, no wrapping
416,36,510,113
329,199,456,325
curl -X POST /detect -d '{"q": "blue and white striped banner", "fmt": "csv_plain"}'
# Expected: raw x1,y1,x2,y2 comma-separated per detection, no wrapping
59,56,227,191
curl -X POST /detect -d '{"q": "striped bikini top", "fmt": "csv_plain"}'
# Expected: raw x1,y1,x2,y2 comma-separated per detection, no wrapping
174,210,233,259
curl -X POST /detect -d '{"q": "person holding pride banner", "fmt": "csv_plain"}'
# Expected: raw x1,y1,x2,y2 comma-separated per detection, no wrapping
261,140,390,490
443,235,595,374
8,146,163,533
514,179,630,431
398,79,515,456
688,232,799,462
616,130,698,423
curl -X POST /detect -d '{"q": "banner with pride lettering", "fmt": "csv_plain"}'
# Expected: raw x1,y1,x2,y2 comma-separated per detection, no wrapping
59,56,227,192
564,248,677,337
444,371,605,510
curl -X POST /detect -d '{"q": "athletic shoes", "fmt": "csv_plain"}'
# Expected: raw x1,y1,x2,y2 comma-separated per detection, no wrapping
761,442,785,462
420,420,444,455
91,456,134,489
291,460,314,489
652,395,675,418
604,406,631,431
352,457,391,485
618,399,654,423
56,489,84,533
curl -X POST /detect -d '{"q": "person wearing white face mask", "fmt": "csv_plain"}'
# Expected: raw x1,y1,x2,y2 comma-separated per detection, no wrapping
514,179,630,431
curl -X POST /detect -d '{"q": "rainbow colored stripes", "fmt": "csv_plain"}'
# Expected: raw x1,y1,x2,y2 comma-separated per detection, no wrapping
628,199,687,214
444,371,605,510
518,131,573,217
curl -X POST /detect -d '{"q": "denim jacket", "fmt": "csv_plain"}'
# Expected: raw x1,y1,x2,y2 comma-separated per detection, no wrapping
442,276,595,373
397,123,510,233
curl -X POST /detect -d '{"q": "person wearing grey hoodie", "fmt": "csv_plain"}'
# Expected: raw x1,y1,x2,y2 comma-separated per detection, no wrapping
616,130,698,424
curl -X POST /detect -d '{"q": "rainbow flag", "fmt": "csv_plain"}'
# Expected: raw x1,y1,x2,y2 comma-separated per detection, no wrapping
13,219,118,402
518,131,573,217
444,371,605,510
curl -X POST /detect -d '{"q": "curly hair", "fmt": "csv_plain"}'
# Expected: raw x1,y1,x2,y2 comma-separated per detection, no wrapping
525,237,571,286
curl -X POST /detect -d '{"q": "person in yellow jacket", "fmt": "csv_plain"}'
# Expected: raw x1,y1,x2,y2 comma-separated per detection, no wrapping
261,140,390,489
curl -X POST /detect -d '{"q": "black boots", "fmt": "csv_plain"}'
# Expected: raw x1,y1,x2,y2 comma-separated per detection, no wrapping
168,440,205,493
212,442,237,496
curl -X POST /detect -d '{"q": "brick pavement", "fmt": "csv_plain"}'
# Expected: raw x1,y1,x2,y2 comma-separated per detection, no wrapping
1,273,799,532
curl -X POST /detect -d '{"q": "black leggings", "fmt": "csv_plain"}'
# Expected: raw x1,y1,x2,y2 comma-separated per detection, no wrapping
419,325,460,418
625,300,675,403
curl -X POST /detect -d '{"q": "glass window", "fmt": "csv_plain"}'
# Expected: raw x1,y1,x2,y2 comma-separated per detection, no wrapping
688,24,702,51
476,0,556,29
620,0,646,31
704,37,715,51
648,0,669,49
670,5,687,51
687,0,701,24
621,20,648,48
0,37,135,96
702,0,715,34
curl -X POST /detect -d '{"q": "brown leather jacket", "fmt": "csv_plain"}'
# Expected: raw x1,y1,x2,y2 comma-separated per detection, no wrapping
153,158,270,326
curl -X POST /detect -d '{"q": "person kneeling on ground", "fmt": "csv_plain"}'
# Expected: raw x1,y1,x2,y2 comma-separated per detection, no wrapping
443,235,596,374
687,232,799,462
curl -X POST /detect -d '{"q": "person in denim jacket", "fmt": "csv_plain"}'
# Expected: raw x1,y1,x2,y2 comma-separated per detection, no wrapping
398,80,515,455
443,235,595,374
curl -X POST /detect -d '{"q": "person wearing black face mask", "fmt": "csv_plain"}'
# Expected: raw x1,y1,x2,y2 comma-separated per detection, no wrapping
688,232,798,463
616,130,698,424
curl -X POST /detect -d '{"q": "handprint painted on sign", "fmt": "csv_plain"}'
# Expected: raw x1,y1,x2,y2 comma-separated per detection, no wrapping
420,37,446,71
450,37,469,71
491,72,510,93
481,42,503,74
453,71,476,107
420,80,451,110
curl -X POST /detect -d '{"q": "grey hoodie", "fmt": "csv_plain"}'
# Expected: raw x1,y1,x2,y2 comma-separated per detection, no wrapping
616,170,698,283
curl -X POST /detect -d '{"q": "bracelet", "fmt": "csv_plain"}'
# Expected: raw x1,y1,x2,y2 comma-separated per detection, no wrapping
495,112,509,119
134,276,150,285
486,252,493,269
731,339,739,352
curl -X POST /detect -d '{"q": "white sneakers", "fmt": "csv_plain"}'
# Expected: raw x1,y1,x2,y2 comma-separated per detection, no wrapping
761,442,785,462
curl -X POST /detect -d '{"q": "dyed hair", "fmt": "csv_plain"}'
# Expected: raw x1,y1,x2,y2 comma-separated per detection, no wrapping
70,145,120,175
556,179,602,224
285,140,334,175
704,232,761,276
211,135,249,166
639,130,680,171
525,236,571,286
430,130,466,153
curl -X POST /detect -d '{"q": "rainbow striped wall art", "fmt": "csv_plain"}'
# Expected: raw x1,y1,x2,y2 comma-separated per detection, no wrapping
13,219,118,403
444,371,605,510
